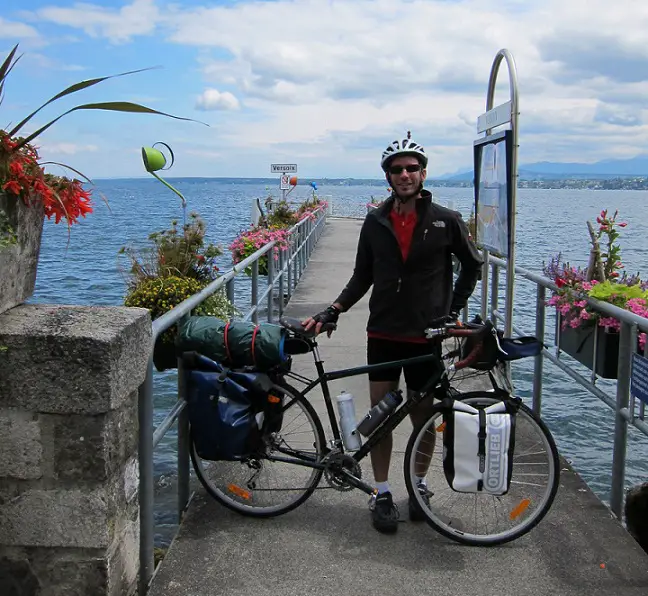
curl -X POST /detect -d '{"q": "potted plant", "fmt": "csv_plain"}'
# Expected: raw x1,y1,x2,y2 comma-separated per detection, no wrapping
0,44,199,315
229,225,291,277
120,213,236,371
229,194,328,276
366,189,389,213
543,209,647,379
296,195,329,221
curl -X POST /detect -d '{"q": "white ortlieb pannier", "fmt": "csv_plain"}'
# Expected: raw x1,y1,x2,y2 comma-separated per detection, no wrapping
442,399,518,495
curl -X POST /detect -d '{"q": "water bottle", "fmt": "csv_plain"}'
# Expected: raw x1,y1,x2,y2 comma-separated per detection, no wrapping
335,390,362,451
356,390,403,437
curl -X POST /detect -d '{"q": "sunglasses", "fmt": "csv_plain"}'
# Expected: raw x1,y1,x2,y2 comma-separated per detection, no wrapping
388,164,422,175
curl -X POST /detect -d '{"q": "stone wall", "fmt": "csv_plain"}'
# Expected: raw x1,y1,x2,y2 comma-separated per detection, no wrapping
0,304,152,596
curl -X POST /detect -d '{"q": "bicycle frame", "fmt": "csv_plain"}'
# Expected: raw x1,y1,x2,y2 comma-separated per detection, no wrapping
271,339,482,496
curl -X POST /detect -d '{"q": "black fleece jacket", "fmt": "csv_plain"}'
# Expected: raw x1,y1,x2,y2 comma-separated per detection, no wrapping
335,190,483,338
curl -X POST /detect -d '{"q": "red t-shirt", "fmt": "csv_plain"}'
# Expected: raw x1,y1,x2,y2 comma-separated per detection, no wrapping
367,208,427,343
390,208,417,261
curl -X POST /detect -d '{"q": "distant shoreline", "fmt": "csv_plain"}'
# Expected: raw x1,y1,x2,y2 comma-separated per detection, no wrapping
90,175,648,191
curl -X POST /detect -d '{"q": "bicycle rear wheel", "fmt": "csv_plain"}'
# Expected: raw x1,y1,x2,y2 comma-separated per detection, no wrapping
404,392,560,546
191,382,326,517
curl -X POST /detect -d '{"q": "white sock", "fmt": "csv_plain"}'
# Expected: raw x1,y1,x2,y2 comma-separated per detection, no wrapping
415,475,427,487
376,481,390,494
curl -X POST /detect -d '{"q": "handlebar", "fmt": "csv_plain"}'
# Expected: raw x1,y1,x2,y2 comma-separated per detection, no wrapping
424,318,495,371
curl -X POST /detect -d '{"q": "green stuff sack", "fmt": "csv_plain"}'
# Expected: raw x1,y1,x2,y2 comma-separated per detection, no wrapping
176,316,288,371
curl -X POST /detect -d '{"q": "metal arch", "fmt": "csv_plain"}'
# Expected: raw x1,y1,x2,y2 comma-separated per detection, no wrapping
478,48,520,339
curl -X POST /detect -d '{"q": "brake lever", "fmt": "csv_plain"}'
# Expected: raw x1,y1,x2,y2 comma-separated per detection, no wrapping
491,327,509,356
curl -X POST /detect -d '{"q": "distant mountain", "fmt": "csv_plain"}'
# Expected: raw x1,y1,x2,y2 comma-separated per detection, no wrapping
437,154,648,181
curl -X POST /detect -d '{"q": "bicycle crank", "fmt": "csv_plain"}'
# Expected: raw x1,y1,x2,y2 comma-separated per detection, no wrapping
323,453,363,491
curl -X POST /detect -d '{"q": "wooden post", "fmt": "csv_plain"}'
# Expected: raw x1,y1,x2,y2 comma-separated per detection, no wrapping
586,220,606,282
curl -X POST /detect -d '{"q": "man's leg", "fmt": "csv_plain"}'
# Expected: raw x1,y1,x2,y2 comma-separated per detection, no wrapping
408,392,437,478
369,379,400,485
403,342,442,521
366,338,402,534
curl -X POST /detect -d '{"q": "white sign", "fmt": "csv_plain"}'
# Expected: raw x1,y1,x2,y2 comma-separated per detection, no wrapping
271,163,297,173
280,174,290,190
477,100,512,134
476,135,509,257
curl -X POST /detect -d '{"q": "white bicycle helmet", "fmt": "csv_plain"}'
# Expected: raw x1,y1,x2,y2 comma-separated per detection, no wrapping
380,131,428,172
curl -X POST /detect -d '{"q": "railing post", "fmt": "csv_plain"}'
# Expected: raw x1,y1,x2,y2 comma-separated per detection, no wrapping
480,250,490,321
251,260,259,324
278,249,285,317
286,235,293,301
138,361,154,595
299,226,305,277
267,250,275,323
609,321,635,518
533,285,546,415
490,263,499,324
226,276,235,307
293,230,299,286
176,318,190,522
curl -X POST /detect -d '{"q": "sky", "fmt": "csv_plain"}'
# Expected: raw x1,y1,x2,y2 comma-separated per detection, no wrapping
2,0,648,180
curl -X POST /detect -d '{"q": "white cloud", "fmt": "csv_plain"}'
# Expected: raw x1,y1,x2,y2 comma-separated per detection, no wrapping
195,88,240,111
41,142,99,156
22,52,85,72
36,0,159,44
0,16,41,39
23,0,648,175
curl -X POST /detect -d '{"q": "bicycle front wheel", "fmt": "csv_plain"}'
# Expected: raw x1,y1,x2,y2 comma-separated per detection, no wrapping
191,382,326,517
404,392,560,546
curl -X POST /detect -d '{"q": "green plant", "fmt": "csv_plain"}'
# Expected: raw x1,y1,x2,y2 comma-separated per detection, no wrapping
121,213,236,345
266,200,298,228
543,209,647,350
124,276,235,345
119,213,222,289
588,280,648,306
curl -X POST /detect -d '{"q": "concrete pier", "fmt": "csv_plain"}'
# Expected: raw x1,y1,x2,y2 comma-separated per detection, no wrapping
150,218,648,596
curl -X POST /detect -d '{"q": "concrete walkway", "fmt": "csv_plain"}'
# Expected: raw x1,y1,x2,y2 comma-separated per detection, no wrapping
150,218,648,596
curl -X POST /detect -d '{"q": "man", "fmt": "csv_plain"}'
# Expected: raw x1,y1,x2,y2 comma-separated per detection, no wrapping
302,132,483,533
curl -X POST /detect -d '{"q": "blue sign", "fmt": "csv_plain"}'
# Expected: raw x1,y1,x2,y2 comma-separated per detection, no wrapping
630,353,648,405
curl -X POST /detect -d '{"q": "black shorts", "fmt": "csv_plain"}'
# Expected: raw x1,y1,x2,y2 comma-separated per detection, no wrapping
367,337,442,391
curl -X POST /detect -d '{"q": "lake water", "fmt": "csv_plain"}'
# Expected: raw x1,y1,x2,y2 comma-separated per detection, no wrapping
30,178,648,545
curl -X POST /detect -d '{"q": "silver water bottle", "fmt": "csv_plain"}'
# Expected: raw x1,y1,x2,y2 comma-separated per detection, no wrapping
335,390,362,451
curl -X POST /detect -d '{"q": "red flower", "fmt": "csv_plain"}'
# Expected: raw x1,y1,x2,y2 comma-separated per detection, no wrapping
2,179,22,195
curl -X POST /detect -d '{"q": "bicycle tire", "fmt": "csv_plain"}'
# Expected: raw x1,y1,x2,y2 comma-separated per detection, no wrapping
190,382,326,518
404,391,560,546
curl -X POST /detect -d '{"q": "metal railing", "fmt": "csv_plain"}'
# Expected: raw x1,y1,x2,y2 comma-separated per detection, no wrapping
137,207,328,594
474,253,648,520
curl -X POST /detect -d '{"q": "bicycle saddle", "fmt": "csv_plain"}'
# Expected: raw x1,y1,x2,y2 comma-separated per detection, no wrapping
280,316,335,339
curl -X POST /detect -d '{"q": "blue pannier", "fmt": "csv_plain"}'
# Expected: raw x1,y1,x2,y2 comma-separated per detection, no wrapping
183,353,282,461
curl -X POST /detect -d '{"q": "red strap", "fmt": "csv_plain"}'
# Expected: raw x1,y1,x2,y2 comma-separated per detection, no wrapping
224,321,232,362
251,325,260,367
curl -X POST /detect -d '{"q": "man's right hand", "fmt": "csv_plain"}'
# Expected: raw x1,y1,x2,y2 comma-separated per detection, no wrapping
302,305,341,336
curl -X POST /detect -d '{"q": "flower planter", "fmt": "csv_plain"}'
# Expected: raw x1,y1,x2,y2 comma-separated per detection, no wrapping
0,192,45,316
558,323,620,379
